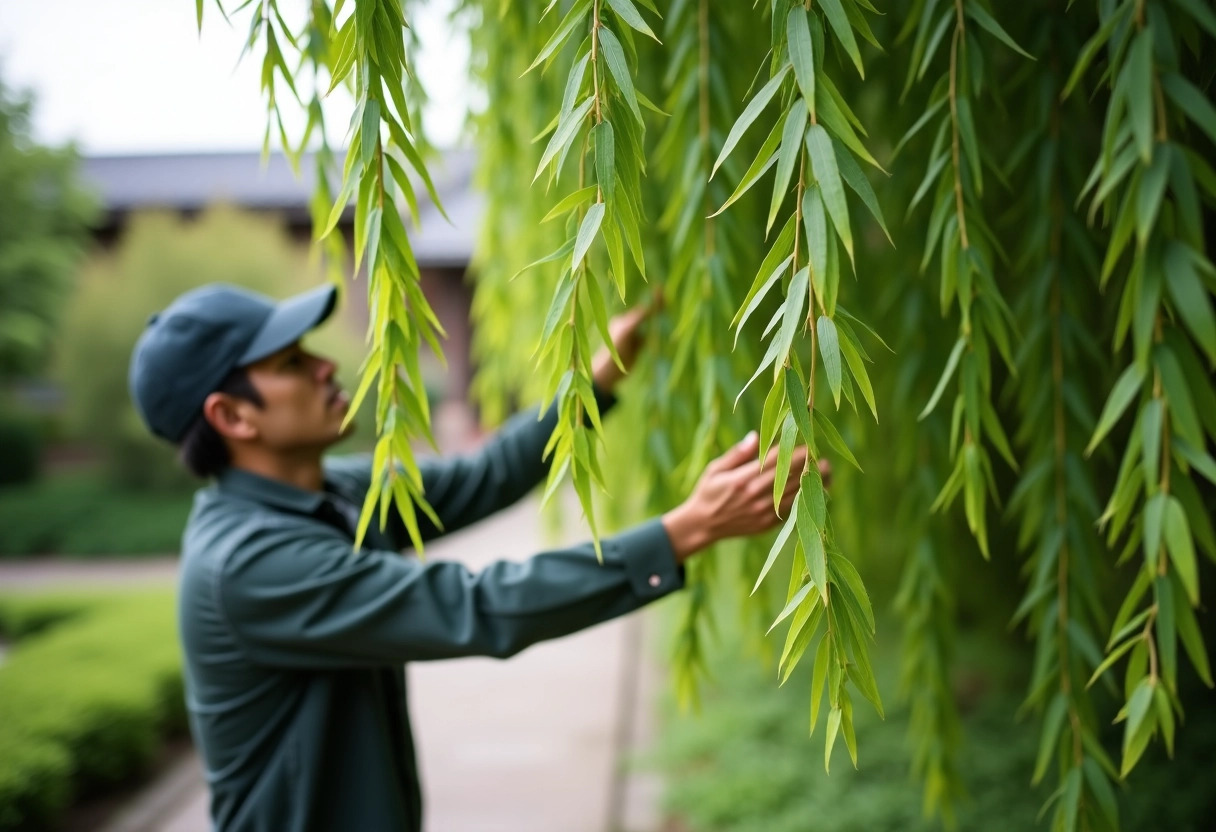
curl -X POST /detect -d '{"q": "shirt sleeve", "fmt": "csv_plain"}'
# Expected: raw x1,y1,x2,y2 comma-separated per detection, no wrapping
215,516,680,669
324,385,617,548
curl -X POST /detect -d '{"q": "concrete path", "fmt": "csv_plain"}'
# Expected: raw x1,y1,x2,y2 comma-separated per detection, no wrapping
1,493,668,832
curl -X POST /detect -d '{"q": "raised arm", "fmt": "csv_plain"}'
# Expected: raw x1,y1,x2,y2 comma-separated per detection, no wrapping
221,434,813,670
216,517,680,669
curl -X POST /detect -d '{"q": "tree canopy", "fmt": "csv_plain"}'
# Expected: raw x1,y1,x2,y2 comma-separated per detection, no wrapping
0,77,97,381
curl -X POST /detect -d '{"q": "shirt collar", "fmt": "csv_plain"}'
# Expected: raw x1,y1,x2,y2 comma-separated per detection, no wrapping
216,466,329,515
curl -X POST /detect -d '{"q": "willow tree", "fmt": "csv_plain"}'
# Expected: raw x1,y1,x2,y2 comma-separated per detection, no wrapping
198,0,1214,827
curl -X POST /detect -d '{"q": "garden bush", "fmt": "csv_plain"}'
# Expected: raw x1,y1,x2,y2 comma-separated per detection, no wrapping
0,409,41,487
0,590,183,832
0,470,192,556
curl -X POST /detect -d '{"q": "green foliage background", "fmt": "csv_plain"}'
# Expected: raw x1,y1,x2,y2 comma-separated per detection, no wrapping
205,0,1216,828
0,77,97,383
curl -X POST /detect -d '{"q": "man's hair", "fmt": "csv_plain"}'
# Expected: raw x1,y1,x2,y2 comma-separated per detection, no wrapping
178,369,264,479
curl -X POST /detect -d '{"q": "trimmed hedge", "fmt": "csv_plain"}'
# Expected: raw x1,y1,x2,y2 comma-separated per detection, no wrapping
0,472,193,556
0,411,41,487
0,591,183,832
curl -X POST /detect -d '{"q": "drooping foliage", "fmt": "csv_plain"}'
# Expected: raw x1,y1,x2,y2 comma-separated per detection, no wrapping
198,0,1215,826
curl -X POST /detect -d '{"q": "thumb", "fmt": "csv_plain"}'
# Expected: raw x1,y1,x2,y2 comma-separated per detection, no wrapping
716,430,758,471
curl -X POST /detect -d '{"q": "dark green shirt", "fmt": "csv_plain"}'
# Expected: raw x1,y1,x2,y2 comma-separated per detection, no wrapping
178,395,683,832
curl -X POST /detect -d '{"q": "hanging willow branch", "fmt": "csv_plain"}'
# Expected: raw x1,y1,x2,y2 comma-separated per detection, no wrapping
1073,0,1216,786
1003,7,1114,829
711,0,891,771
196,0,1216,824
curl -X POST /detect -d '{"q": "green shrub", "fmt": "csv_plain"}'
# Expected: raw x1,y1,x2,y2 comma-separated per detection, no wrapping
0,409,41,486
0,470,192,556
0,591,182,832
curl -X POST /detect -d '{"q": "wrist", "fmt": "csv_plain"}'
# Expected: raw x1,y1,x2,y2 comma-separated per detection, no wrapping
661,503,714,563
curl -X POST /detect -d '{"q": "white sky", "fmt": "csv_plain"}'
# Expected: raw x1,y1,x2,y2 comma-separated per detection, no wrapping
0,0,472,153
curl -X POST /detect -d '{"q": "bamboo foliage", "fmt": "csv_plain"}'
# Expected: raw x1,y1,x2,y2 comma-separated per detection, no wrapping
197,0,1216,824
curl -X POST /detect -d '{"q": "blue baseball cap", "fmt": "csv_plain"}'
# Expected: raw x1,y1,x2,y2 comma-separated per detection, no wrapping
129,283,338,442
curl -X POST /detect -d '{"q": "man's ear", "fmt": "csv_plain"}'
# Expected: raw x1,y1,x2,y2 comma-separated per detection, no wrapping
202,392,259,441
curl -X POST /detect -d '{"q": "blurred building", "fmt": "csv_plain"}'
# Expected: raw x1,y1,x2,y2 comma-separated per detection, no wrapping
80,149,483,442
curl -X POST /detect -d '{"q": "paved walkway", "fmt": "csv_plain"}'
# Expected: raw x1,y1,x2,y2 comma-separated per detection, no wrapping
1,493,667,832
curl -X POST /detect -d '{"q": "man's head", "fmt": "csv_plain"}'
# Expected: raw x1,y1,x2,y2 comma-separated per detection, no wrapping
129,283,352,478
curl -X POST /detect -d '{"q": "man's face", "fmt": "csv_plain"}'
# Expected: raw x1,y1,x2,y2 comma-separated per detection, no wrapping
237,341,353,453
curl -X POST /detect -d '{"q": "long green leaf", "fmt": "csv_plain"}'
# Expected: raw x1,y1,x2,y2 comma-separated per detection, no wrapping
788,7,815,110
814,409,861,471
1164,498,1199,605
735,255,794,346
753,509,798,595
966,1,1034,59
833,137,891,243
712,64,791,179
597,27,643,123
605,0,658,41
769,98,808,231
594,121,615,203
572,203,605,271
819,0,864,77
806,124,853,264
535,97,595,181
797,495,827,604
919,338,965,420
1085,363,1145,455
817,316,843,409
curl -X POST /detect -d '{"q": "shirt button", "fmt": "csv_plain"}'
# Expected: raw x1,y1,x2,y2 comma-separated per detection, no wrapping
648,574,662,588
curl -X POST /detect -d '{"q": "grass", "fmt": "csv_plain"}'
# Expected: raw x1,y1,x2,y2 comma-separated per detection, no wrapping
0,590,183,832
0,470,193,556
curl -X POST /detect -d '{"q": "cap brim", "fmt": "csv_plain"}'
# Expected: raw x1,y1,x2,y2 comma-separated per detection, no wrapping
237,284,338,365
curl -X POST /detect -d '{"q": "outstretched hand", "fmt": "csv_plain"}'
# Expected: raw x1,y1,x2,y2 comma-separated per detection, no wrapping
662,432,831,562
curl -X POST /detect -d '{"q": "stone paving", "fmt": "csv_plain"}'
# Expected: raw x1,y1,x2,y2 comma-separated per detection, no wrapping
1,493,668,832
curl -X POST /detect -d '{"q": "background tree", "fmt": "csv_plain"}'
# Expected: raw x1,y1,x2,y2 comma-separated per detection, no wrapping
0,74,97,485
198,1,1215,827
0,77,97,383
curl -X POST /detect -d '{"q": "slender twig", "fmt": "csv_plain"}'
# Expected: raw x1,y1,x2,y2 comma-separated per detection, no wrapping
949,0,969,250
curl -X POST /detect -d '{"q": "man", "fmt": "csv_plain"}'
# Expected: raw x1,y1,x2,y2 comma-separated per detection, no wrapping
128,282,809,832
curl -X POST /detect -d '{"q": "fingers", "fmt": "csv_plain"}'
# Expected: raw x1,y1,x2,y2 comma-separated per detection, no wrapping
740,444,809,489
711,431,759,473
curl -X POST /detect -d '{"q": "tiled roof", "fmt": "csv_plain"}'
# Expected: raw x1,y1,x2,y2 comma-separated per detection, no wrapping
81,149,480,267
